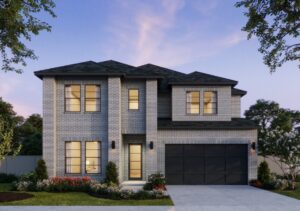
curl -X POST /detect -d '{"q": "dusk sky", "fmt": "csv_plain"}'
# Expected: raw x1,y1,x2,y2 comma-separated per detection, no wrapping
0,0,299,117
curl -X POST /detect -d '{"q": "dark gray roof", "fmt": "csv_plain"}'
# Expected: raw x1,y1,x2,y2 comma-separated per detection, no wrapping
168,71,237,86
158,118,258,130
232,88,247,96
34,60,242,88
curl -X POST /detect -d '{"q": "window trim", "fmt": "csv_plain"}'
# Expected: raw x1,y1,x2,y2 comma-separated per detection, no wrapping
84,84,101,112
186,91,200,115
85,141,101,174
128,88,140,111
203,91,218,115
65,141,81,174
64,84,81,113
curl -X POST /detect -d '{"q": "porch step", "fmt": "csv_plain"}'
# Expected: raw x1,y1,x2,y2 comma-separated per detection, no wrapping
121,181,146,192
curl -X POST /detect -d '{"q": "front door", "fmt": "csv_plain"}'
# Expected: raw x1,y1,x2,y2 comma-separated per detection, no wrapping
129,144,142,180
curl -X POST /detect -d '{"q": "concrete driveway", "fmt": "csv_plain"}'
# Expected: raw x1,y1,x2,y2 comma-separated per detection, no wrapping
167,185,300,211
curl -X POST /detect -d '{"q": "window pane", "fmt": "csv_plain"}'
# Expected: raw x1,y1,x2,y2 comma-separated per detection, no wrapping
130,154,141,162
86,165,100,174
86,157,100,166
204,91,217,114
187,91,200,114
65,85,81,112
85,99,100,112
85,142,101,174
129,89,139,110
85,85,100,98
86,141,100,150
130,145,141,153
130,170,141,178
65,142,81,174
130,162,141,169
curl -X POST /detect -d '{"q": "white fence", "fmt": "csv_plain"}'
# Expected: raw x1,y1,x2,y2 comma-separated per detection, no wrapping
0,156,42,175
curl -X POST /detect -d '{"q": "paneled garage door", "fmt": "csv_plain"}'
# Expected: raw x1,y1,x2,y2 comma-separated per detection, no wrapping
165,144,248,185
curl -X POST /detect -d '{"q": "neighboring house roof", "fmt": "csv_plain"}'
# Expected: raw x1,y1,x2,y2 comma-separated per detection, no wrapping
158,118,258,130
34,60,245,93
232,88,247,96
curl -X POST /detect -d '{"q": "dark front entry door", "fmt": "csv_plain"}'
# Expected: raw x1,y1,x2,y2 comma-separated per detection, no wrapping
165,144,248,185
129,144,142,180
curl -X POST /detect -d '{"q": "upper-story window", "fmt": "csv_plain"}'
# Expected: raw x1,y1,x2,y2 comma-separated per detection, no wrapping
85,85,100,112
186,91,200,114
128,89,139,110
65,85,81,112
204,91,217,114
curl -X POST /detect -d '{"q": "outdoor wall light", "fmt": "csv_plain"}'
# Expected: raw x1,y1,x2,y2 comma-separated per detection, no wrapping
251,142,256,150
112,141,116,149
150,141,154,150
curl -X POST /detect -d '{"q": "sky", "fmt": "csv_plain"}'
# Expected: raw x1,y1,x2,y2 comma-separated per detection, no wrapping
0,0,299,117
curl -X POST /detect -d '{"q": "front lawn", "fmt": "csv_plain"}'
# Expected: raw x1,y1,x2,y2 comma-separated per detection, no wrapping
272,182,300,200
0,183,173,206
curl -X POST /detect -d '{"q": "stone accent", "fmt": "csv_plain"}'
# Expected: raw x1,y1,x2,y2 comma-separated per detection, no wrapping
145,80,158,178
43,77,57,177
172,86,232,121
108,77,122,181
121,80,146,134
231,96,241,118
157,129,258,181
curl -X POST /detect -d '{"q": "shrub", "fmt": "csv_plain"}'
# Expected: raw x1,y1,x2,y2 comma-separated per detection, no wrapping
35,159,48,181
47,176,92,192
258,161,271,185
0,173,18,183
19,172,37,183
143,173,166,191
105,161,119,185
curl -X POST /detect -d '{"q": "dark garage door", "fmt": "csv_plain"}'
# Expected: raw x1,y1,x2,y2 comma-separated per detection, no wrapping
165,144,248,185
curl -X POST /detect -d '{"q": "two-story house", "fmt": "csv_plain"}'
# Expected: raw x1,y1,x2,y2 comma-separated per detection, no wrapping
34,60,257,185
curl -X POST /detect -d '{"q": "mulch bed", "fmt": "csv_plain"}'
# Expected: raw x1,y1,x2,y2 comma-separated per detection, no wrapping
0,192,33,202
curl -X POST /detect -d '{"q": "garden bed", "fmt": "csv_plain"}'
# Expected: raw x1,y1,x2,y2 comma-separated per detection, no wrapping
0,192,33,202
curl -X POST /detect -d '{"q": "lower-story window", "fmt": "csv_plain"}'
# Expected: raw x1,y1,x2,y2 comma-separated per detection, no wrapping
65,141,81,174
85,141,101,174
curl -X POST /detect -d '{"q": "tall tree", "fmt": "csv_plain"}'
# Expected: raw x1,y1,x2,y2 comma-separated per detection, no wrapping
236,0,300,71
0,0,56,73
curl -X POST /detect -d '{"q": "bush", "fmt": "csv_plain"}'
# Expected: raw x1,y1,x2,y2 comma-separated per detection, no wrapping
143,173,166,191
0,173,18,183
46,177,91,192
19,172,37,183
35,159,48,181
258,161,271,185
105,161,119,185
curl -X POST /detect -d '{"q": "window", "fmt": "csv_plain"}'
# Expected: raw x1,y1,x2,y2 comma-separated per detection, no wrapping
85,141,101,174
186,91,200,114
65,85,81,112
128,89,139,110
204,91,217,114
65,142,81,174
85,85,100,112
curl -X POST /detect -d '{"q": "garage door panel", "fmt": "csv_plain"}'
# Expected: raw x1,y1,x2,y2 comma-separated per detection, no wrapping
166,158,183,173
166,174,183,185
166,145,183,157
205,174,226,184
184,157,204,173
184,145,204,156
226,145,247,156
226,173,248,185
205,157,225,173
205,145,226,157
226,157,247,173
184,174,205,184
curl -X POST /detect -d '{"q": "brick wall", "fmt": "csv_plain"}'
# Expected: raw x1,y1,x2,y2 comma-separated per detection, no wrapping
231,96,241,118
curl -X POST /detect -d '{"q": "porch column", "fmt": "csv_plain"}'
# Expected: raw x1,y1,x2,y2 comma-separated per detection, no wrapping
108,77,122,181
146,79,158,178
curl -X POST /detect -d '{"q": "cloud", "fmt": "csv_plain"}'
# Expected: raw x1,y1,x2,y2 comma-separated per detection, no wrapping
100,0,246,68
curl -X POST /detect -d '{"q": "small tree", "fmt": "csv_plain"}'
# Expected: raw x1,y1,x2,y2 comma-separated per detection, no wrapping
35,159,48,181
105,161,119,185
258,161,271,185
0,117,21,160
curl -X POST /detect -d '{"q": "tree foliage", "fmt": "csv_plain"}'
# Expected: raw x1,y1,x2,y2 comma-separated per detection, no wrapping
0,0,56,73
236,0,300,71
245,99,300,189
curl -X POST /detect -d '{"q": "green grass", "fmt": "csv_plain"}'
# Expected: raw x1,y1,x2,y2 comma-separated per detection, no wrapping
0,183,173,206
272,182,300,200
